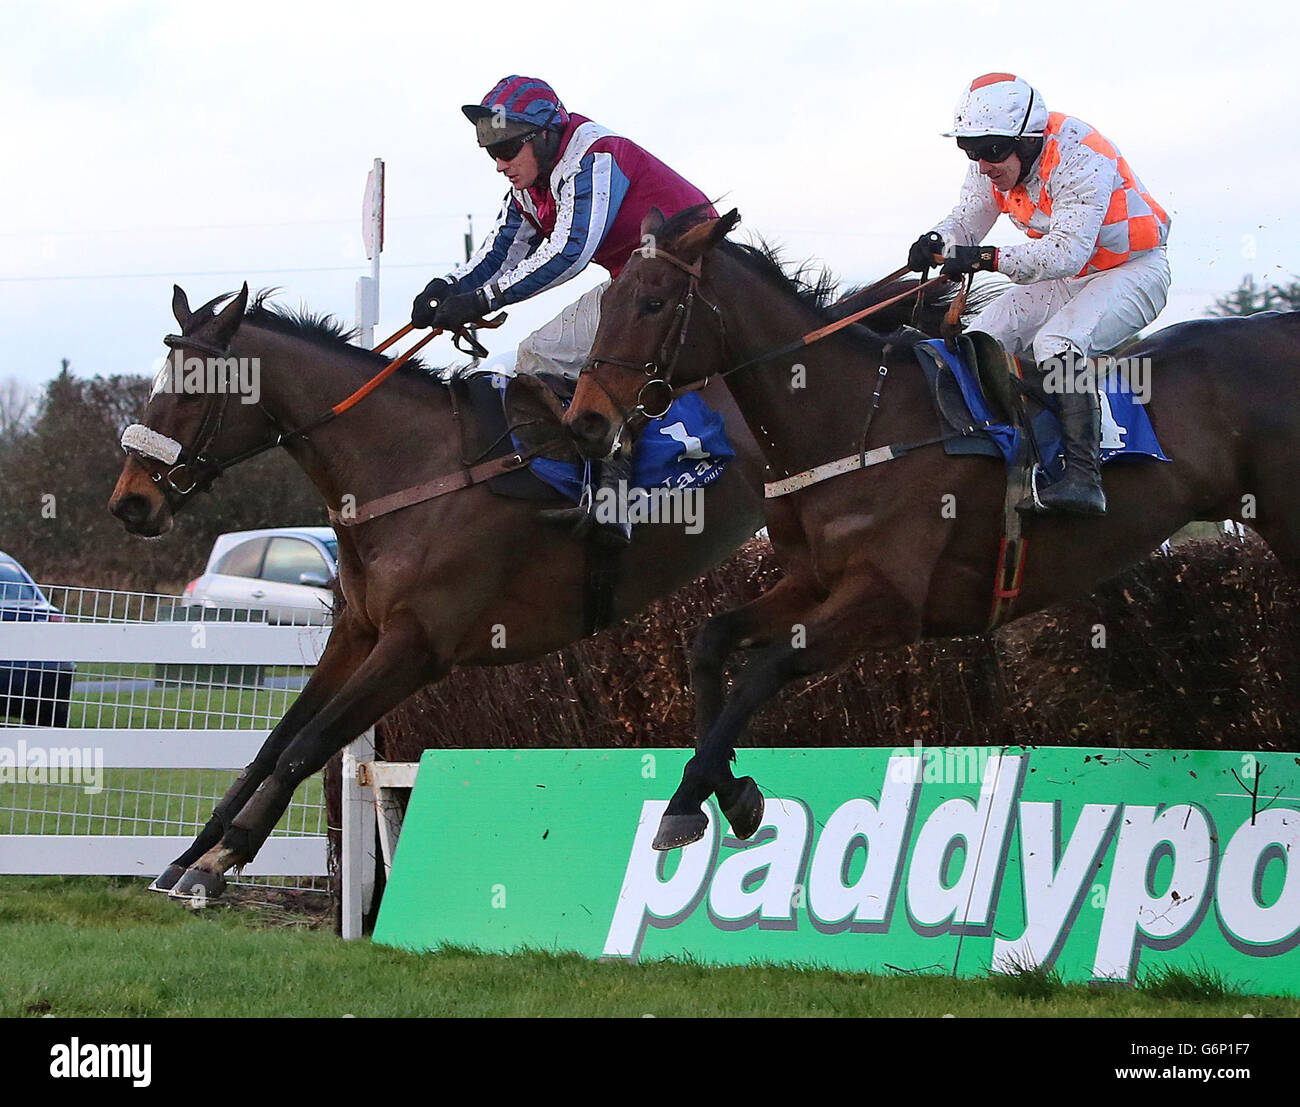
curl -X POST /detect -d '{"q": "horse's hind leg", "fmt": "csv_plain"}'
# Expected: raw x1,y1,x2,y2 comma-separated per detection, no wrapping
151,611,375,893
1243,453,1300,574
171,614,443,898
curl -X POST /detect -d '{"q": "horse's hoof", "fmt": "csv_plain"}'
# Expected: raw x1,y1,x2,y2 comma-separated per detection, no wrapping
720,777,764,840
168,867,226,902
652,812,708,851
149,864,187,893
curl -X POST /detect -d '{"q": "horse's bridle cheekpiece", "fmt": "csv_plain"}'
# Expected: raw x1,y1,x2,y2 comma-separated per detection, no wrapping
584,248,725,429
120,332,261,500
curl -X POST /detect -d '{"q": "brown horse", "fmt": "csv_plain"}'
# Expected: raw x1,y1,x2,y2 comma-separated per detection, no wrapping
107,285,769,897
563,206,1300,850
108,280,958,899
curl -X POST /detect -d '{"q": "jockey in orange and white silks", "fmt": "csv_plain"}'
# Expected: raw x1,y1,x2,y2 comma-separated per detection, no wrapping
907,73,1172,516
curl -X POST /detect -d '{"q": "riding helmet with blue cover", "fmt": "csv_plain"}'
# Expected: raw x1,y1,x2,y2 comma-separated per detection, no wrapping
462,76,570,147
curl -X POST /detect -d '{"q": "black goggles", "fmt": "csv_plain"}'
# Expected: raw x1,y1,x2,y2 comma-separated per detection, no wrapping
485,130,538,162
958,137,1019,164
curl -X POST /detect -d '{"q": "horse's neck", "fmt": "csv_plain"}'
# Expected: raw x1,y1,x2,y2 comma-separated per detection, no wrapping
238,326,460,506
717,266,907,479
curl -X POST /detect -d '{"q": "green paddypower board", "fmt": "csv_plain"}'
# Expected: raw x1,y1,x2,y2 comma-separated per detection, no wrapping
371,747,1300,995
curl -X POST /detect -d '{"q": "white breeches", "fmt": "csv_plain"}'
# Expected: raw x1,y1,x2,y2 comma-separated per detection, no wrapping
969,247,1171,362
514,280,611,379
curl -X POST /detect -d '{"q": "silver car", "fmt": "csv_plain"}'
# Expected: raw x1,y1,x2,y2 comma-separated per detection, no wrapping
184,527,337,624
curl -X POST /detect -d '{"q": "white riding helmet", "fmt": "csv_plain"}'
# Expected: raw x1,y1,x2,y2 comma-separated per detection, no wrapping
944,73,1048,139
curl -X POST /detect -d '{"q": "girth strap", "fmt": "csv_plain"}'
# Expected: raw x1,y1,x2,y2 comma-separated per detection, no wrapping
329,447,543,527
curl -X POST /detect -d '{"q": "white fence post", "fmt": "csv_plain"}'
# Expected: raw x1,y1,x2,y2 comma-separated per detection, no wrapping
340,727,376,940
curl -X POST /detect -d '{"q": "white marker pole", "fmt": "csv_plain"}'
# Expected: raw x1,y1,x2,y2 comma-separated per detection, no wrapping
356,158,385,349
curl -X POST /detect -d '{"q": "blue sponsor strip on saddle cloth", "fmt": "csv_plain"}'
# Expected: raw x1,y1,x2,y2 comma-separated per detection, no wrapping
920,338,1169,476
502,388,734,502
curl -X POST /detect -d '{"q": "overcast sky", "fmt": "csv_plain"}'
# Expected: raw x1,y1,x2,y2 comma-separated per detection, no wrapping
2,0,1296,396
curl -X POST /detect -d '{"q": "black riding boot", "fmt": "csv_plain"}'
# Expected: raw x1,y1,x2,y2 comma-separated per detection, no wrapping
539,450,634,545
1038,380,1107,516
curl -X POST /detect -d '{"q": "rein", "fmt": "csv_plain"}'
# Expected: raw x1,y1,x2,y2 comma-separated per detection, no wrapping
583,246,992,500
585,246,949,429
121,316,503,501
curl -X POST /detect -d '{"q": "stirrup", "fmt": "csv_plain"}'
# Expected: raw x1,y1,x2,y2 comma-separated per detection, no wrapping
539,480,594,526
1015,463,1047,514
1037,473,1107,516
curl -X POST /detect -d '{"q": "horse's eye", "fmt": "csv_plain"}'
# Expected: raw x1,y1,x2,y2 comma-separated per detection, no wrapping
642,297,665,314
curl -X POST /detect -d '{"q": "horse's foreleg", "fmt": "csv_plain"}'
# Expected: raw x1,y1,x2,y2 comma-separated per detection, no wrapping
689,577,816,742
660,572,923,850
170,615,442,899
657,638,807,850
151,612,376,892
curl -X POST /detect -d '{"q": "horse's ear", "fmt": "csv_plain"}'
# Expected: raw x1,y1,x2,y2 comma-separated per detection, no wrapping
210,283,249,347
640,206,666,240
172,285,193,330
671,209,742,264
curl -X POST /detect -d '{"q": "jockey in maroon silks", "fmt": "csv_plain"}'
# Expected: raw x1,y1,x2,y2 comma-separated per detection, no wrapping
411,76,714,542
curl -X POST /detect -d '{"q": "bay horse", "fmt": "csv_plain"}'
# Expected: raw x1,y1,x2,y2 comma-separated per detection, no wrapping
108,279,954,898
563,206,1300,850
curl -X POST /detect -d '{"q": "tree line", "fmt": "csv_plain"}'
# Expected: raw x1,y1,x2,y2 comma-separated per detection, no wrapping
0,362,324,592
0,272,1292,594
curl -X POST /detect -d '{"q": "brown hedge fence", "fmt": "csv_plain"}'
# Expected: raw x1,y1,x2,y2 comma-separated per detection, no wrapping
375,534,1300,758
326,531,1297,929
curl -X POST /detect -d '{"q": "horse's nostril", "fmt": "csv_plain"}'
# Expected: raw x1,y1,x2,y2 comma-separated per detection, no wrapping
111,494,149,527
569,410,611,445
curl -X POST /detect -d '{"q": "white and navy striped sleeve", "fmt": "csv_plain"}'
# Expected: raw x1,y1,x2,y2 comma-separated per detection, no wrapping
446,192,540,292
484,150,630,307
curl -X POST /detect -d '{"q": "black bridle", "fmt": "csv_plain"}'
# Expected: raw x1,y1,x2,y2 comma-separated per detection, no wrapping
122,332,287,503
583,249,727,439
123,314,450,504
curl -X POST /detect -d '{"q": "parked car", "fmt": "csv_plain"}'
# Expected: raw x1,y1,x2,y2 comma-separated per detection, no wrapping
0,551,75,727
183,527,338,624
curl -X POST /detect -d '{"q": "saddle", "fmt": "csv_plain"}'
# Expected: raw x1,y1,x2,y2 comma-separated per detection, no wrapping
445,371,579,502
442,370,618,637
912,331,1043,629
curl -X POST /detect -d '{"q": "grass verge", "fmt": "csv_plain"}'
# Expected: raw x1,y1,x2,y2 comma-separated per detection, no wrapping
3,877,1298,1018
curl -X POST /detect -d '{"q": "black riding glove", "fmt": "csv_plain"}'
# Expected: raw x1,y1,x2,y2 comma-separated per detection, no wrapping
907,231,945,272
940,245,1000,280
432,288,490,331
410,278,453,328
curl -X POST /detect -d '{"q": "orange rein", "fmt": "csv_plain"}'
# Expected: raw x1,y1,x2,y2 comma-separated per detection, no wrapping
330,315,507,418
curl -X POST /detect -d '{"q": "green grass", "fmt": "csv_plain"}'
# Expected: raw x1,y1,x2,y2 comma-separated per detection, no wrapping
3,877,1298,1018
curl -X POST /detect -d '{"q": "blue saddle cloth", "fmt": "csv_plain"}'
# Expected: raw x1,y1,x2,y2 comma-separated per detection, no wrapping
503,388,734,502
919,339,1170,478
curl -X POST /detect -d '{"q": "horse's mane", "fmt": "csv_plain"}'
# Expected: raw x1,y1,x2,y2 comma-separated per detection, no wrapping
242,289,436,380
658,205,999,341
658,206,839,316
